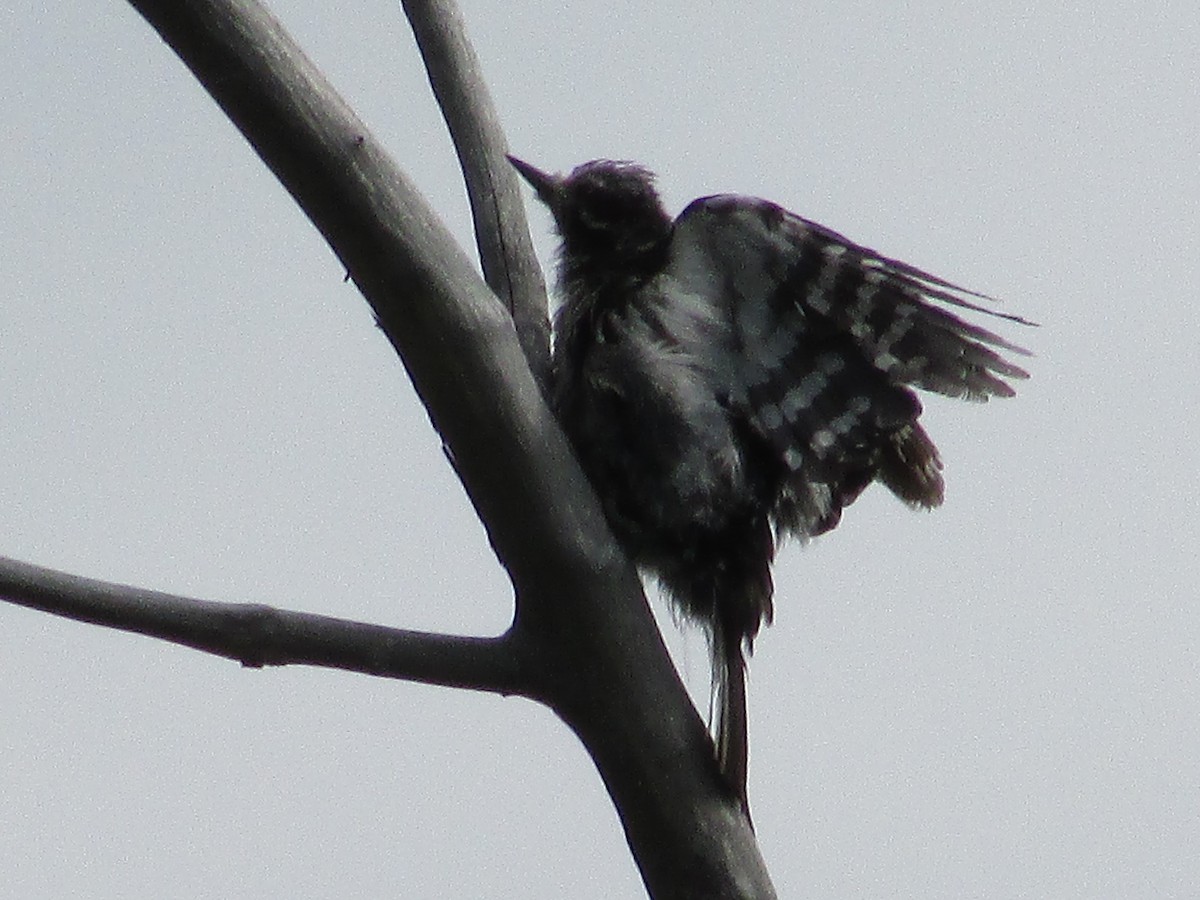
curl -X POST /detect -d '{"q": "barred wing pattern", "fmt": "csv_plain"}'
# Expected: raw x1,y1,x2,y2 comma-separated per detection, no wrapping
662,195,1031,539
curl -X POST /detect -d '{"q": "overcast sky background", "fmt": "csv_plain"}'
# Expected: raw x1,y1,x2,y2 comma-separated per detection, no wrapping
2,1,1197,897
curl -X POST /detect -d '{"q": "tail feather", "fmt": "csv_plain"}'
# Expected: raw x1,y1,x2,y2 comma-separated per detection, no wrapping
715,624,751,821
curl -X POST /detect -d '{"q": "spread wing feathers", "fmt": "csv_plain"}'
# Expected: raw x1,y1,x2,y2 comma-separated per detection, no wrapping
661,194,1031,537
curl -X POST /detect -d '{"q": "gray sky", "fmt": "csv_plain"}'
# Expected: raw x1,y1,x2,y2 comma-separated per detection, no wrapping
2,1,1197,897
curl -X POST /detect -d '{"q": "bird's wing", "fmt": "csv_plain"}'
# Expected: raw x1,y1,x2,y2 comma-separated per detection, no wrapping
660,194,1032,534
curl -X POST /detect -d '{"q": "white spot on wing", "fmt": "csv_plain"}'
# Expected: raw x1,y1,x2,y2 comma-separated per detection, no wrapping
758,402,783,431
806,291,831,315
781,371,828,419
874,352,900,371
805,250,845,315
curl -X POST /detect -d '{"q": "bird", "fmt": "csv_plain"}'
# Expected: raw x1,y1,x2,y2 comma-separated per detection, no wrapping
509,155,1031,816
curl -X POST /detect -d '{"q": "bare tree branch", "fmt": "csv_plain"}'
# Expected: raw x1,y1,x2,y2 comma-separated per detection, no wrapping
0,557,528,693
122,0,569,612
2,0,779,894
401,0,552,387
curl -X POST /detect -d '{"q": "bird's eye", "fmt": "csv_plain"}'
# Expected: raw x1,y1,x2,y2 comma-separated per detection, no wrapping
577,196,619,232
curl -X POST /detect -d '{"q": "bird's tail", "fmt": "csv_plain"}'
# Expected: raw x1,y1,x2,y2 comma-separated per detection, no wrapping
714,621,750,820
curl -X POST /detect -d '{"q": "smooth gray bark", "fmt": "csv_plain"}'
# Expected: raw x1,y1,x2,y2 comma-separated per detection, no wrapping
1,0,776,896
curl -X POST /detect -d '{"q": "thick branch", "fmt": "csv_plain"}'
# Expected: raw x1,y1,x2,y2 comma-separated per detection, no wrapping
128,0,568,612
402,0,551,386
35,0,779,895
1,557,527,693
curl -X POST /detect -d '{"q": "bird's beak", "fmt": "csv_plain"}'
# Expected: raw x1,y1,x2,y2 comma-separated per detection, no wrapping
507,155,561,206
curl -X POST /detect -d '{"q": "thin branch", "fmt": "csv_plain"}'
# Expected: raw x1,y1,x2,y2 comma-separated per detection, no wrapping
402,0,552,387
0,556,528,694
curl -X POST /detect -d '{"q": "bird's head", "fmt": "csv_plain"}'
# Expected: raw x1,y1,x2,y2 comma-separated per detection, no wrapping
508,156,673,272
